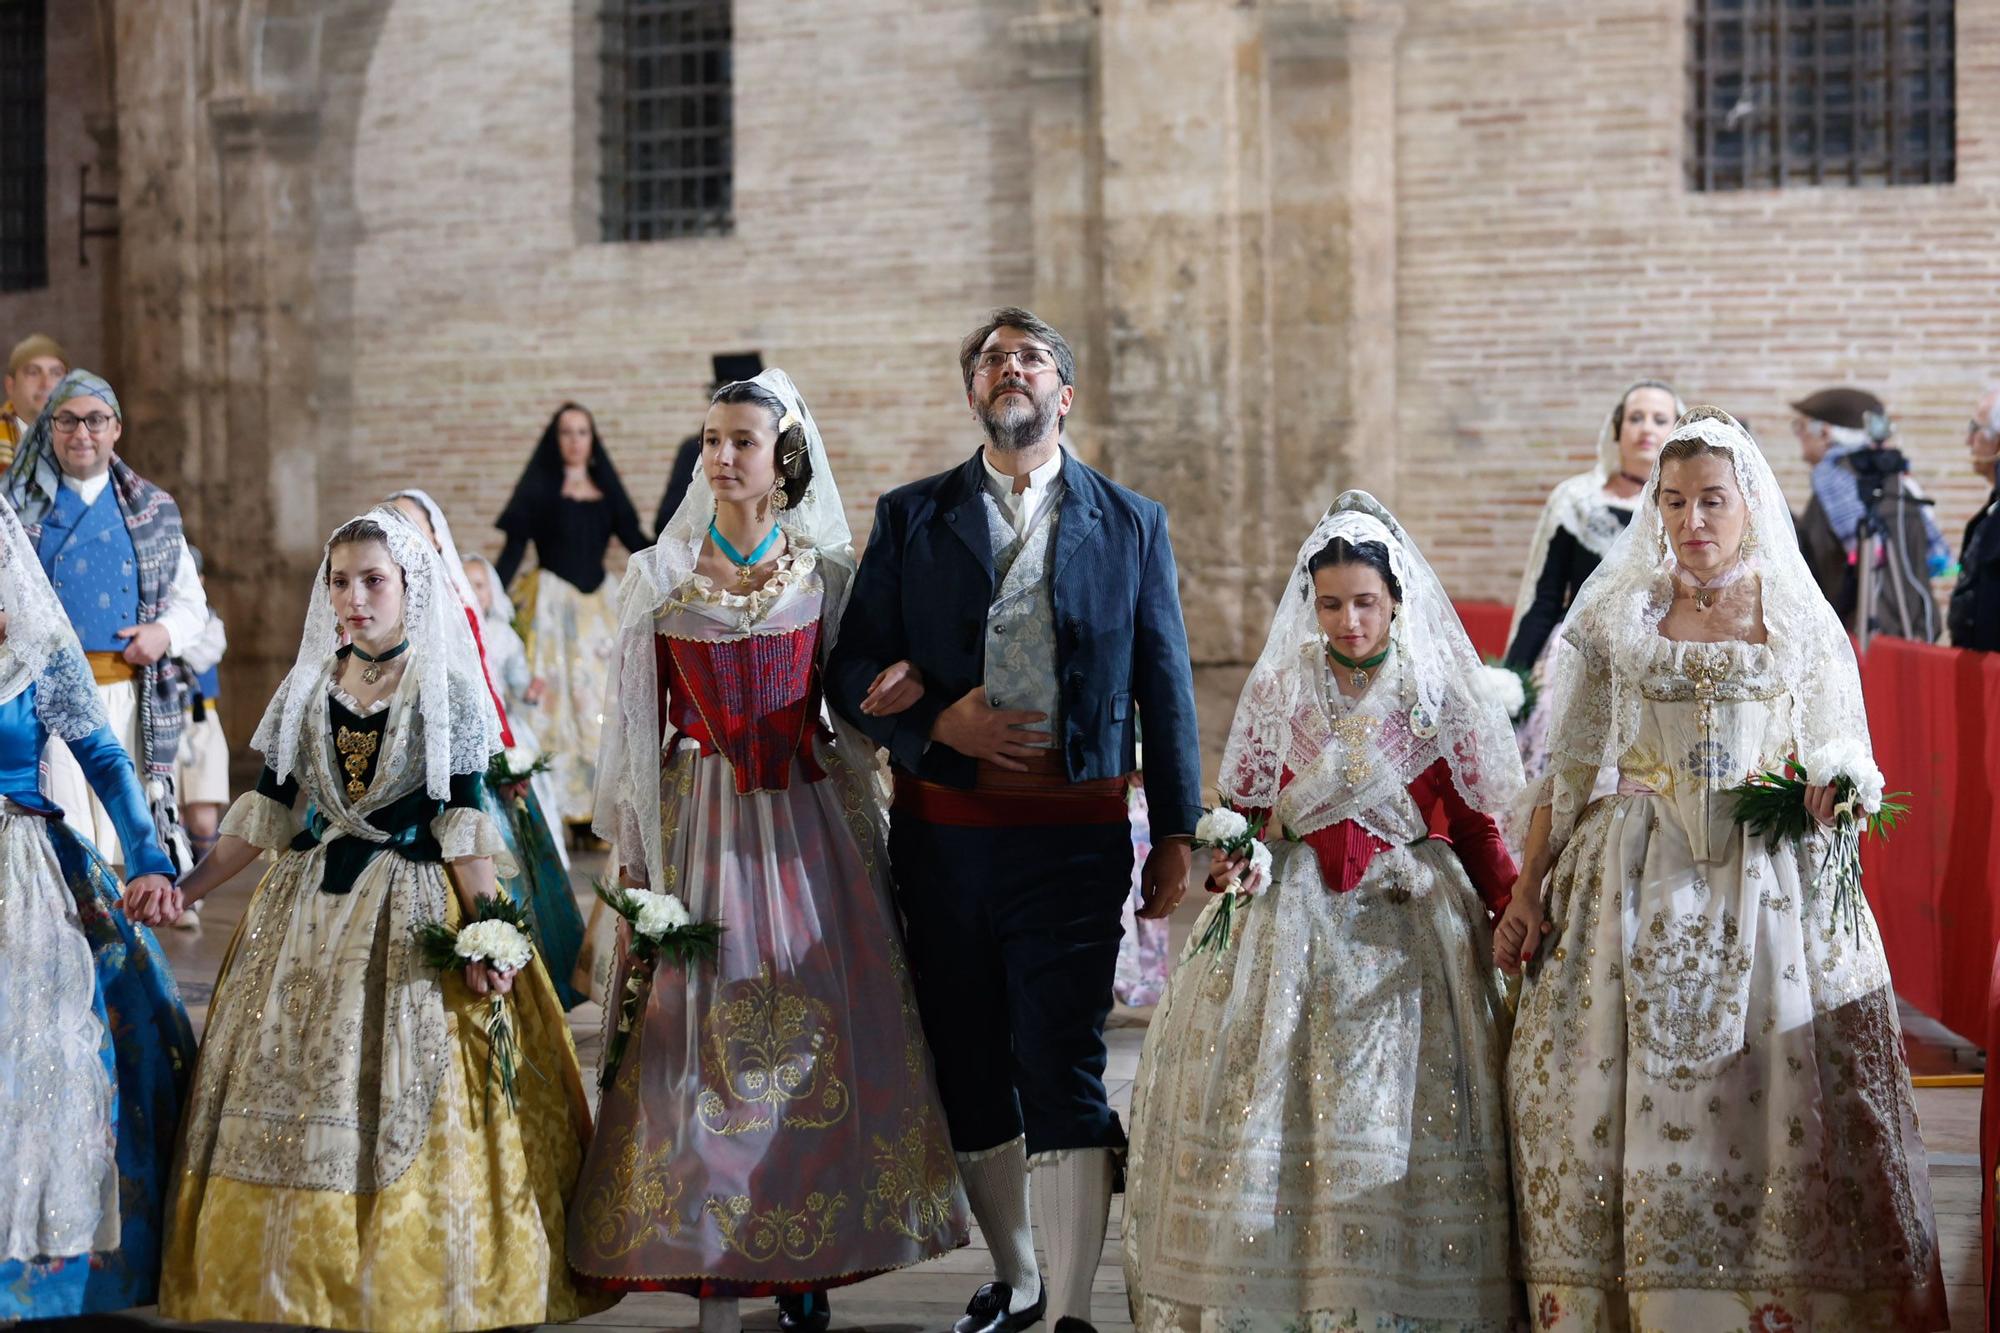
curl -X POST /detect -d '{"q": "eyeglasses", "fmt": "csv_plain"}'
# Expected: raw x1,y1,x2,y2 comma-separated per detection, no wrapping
52,412,115,435
973,347,1059,375
1971,418,1998,441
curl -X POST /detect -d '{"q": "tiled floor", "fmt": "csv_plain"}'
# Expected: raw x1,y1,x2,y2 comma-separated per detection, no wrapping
119,669,1986,1331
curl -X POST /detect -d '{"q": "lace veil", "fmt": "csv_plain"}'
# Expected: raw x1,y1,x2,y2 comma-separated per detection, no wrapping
1218,491,1524,832
0,496,107,741
1507,380,1684,649
388,489,479,613
596,368,878,889
1536,407,1872,854
249,505,503,799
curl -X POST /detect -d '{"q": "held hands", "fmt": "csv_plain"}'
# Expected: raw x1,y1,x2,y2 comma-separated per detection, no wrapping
928,687,1051,771
116,621,172,666
461,960,518,997
121,873,183,928
1137,838,1193,920
1492,870,1551,974
858,660,926,717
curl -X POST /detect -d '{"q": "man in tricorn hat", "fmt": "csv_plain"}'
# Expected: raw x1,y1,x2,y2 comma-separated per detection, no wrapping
1790,385,1947,641
653,350,763,533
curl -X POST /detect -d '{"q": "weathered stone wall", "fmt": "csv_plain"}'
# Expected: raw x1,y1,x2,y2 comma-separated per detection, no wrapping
4,0,2000,757
1,3,115,385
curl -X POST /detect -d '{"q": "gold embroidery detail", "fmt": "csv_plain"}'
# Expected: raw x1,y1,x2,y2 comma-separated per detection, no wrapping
862,1114,958,1242
336,725,380,803
573,1125,685,1259
704,1190,847,1262
696,963,851,1136
1329,713,1378,787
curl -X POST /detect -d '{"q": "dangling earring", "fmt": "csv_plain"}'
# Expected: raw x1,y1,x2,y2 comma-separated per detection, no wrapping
1739,521,1759,560
770,482,790,513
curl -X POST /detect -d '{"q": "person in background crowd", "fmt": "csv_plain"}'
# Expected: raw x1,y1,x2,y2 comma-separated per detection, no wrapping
1792,385,1948,641
170,543,229,927
1,333,68,468
1949,382,2000,652
495,401,649,831
656,351,764,534
3,369,208,872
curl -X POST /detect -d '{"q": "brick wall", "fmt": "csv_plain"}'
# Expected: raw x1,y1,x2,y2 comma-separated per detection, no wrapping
1395,0,2000,610
320,0,1034,572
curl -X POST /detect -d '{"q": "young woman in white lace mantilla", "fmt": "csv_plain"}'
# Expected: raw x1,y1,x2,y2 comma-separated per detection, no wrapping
1493,409,1945,1332
1124,492,1526,1333
572,370,964,1333
1502,381,1681,850
148,507,610,1332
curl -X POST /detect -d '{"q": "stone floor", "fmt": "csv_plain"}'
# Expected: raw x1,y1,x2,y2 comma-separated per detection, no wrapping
110,670,1987,1331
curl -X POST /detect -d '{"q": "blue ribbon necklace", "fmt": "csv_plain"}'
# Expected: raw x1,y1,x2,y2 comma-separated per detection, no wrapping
710,518,782,590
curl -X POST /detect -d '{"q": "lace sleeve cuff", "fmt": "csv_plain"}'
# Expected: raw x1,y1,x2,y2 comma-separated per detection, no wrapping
219,791,299,852
432,807,521,879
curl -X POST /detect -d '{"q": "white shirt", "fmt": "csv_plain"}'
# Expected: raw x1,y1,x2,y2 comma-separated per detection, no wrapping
58,470,210,656
980,446,1065,537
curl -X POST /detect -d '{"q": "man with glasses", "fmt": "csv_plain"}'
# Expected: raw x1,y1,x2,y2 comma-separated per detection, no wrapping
3,369,208,874
1949,384,2000,651
828,308,1202,1333
0,333,68,469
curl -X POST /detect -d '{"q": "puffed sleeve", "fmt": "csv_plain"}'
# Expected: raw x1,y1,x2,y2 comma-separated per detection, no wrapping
218,765,304,852
1415,758,1518,915
430,772,520,877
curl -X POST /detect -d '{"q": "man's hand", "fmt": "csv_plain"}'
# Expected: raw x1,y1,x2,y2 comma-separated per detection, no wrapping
1137,838,1193,920
116,621,172,666
859,660,926,717
525,676,549,706
927,688,1050,770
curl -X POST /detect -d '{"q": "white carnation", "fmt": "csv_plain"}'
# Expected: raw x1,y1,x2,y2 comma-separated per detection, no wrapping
1476,665,1526,720
454,919,534,972
1240,840,1274,898
502,746,535,772
1804,739,1885,814
628,889,692,939
1194,807,1250,847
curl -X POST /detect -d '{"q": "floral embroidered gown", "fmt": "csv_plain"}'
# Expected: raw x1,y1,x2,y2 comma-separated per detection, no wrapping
158,655,611,1331
1124,648,1524,1332
1509,635,1946,1331
568,544,967,1296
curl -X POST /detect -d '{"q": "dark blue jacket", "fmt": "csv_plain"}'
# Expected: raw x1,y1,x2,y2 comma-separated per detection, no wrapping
826,449,1203,838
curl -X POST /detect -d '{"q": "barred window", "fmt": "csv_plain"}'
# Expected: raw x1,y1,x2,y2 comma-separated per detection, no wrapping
1686,0,1955,191
600,0,733,241
0,0,47,291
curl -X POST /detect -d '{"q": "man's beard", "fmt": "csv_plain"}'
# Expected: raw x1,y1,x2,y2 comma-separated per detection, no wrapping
978,380,1061,452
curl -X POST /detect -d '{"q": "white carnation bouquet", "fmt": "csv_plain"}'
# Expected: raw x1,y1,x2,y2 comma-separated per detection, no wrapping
1192,803,1272,956
593,880,724,1089
1725,739,1908,940
411,896,538,1113
1475,661,1533,724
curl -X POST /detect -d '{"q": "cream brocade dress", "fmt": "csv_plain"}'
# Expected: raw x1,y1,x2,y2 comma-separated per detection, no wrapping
1509,637,1946,1332
157,667,613,1331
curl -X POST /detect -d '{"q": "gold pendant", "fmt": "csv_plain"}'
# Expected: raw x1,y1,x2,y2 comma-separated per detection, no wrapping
733,562,757,591
360,660,385,685
1693,586,1715,612
1349,668,1370,689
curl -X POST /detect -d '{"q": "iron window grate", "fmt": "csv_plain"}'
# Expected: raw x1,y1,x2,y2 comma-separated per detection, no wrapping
0,0,47,291
600,0,733,241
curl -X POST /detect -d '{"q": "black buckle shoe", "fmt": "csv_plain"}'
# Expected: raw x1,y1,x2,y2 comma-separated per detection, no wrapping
950,1279,1046,1333
778,1290,832,1333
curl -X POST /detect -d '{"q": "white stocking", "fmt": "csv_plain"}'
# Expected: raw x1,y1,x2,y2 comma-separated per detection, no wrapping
958,1136,1043,1313
1034,1147,1114,1322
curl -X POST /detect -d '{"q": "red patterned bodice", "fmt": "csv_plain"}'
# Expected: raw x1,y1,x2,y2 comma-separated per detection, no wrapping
657,622,828,795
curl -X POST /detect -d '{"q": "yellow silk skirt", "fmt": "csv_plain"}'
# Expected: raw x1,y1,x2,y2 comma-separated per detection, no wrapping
158,855,615,1331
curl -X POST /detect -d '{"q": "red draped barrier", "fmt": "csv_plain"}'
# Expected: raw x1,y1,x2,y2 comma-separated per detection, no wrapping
1858,636,2000,1042
1454,601,1514,661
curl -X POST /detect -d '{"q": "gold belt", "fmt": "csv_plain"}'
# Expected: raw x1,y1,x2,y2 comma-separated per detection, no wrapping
85,650,138,685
